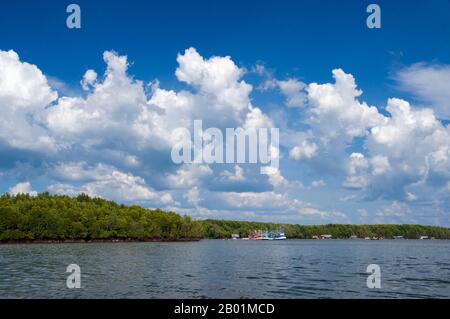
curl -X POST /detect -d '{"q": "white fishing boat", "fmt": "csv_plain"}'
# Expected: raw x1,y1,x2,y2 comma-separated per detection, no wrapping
273,230,287,240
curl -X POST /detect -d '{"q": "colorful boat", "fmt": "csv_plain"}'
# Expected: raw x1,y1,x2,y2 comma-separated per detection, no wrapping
248,230,264,240
248,229,287,240
262,230,273,240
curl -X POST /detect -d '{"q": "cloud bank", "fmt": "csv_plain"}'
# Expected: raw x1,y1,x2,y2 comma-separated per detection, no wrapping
0,48,449,225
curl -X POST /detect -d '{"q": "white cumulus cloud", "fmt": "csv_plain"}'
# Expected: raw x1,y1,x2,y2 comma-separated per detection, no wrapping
9,182,37,196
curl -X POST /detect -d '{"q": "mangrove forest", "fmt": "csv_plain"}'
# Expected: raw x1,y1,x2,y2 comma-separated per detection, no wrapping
0,193,449,242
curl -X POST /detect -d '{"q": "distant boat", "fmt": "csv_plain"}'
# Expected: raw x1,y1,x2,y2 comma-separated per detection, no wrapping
249,230,264,240
262,230,273,240
274,230,287,240
420,236,430,240
249,229,286,240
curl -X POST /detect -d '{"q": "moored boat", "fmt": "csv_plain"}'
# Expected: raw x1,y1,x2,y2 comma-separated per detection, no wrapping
249,229,287,240
273,230,287,240
249,230,264,240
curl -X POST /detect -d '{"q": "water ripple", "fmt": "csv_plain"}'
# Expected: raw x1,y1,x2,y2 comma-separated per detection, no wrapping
0,240,449,298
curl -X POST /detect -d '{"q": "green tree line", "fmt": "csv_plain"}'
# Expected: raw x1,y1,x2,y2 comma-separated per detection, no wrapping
0,193,202,241
0,193,449,241
199,219,450,239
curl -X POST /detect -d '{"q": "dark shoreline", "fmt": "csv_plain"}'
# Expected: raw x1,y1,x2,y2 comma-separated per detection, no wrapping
0,237,202,245
2,238,449,245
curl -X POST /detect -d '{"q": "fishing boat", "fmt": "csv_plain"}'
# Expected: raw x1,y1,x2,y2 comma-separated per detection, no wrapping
262,230,274,240
273,230,287,240
249,229,287,240
248,230,265,240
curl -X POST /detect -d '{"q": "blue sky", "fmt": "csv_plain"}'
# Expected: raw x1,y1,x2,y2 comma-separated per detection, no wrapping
0,0,449,225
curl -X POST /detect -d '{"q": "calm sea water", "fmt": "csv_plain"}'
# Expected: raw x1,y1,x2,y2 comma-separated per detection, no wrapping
0,240,449,299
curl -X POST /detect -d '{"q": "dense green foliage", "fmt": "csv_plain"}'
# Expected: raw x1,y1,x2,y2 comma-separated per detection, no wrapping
200,219,450,239
0,193,202,241
0,193,449,241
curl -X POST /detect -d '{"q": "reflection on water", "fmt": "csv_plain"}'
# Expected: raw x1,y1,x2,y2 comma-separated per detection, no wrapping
0,240,449,298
